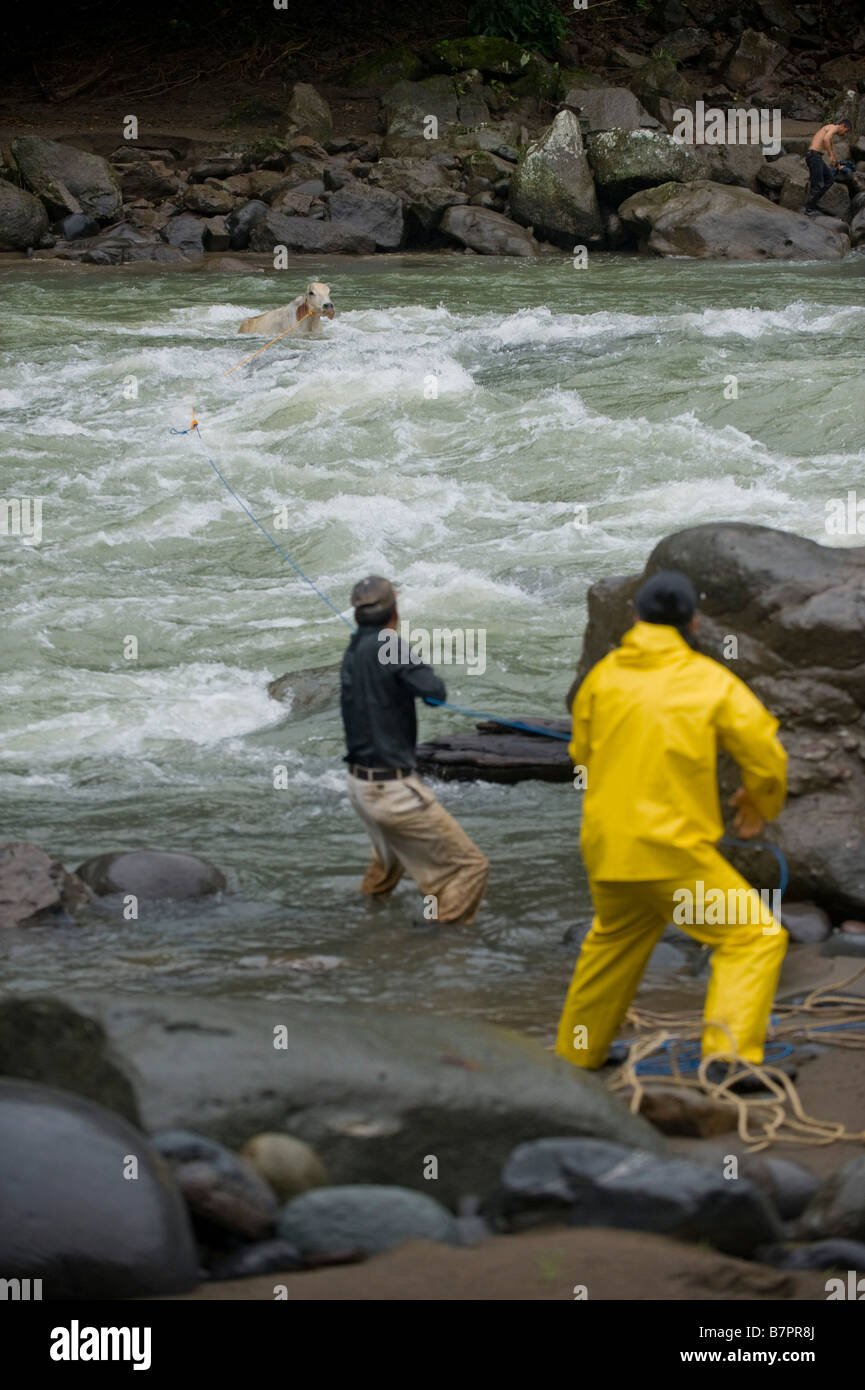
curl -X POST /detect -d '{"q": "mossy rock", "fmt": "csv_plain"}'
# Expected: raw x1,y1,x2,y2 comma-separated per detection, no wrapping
511,56,563,102
341,46,424,88
428,36,532,76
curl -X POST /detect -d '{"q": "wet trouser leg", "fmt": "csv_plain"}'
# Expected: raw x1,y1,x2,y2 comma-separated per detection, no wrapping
805,151,835,207
556,851,788,1068
346,773,489,924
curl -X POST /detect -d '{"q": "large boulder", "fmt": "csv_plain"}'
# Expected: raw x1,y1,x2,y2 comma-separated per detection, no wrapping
75,848,226,900
287,83,332,146
586,128,707,204
279,1185,459,1257
62,992,665,1208
323,182,405,250
440,205,540,256
366,157,467,232
619,181,850,260
0,842,89,927
160,214,208,258
0,1079,199,1298
11,136,122,222
635,57,696,121
225,199,270,250
796,1156,865,1242
722,29,787,93
563,85,660,134
566,523,865,916
249,211,376,254
699,143,766,191
482,1138,782,1256
509,109,604,248
340,46,424,88
0,178,49,250
381,76,460,157
114,158,184,203
0,996,139,1125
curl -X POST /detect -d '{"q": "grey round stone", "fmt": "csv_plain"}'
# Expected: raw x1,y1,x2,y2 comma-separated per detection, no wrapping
278,1184,459,1257
75,849,226,900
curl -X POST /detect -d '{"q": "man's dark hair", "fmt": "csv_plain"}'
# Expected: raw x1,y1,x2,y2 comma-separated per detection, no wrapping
634,570,697,632
355,601,396,627
838,118,852,129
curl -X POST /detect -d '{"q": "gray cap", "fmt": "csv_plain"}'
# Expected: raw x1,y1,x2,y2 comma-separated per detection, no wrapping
350,574,397,622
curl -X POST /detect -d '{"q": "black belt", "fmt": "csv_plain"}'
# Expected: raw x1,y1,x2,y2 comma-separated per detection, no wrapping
349,765,414,782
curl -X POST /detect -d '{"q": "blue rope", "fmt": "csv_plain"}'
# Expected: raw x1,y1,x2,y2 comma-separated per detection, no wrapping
721,835,789,897
171,423,573,742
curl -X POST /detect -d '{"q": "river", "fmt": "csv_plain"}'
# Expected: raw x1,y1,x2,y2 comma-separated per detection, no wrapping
1,251,863,1033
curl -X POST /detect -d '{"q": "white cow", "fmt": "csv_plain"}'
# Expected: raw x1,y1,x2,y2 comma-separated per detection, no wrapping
237,282,335,338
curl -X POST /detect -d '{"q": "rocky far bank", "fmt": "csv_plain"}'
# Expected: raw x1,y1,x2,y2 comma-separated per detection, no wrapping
2,18,865,267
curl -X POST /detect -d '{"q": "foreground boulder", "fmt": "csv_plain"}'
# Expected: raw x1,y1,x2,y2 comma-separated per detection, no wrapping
567,523,865,915
322,182,405,250
796,1155,865,1242
249,211,375,254
509,110,604,247
0,1080,199,1298
62,992,664,1206
483,1137,782,1256
586,129,707,204
11,136,122,222
0,996,139,1125
0,842,89,927
619,181,850,260
441,205,540,256
279,1185,459,1257
0,177,49,250
75,849,226,900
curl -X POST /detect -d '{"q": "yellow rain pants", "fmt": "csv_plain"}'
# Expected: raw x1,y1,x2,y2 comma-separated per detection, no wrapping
555,850,788,1066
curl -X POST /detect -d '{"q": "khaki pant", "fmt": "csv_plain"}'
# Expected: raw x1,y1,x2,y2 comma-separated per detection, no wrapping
555,850,788,1067
346,773,488,924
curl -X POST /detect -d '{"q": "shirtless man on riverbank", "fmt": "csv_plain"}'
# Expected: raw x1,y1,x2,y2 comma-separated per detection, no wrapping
804,119,851,213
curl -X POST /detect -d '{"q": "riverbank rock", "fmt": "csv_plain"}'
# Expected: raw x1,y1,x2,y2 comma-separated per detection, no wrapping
619,181,851,260
780,902,832,944
153,1129,278,1241
366,157,467,232
0,842,89,927
796,1155,865,1242
75,848,227,900
61,992,664,1207
248,210,375,254
566,523,865,916
240,1133,328,1200
587,128,707,203
441,205,540,255
563,86,660,134
11,136,122,222
279,1185,459,1257
287,84,333,146
0,177,49,250
483,1137,782,1256
322,182,405,250
0,996,140,1125
0,1079,198,1298
723,29,787,93
381,76,461,157
758,1238,865,1273
509,110,604,247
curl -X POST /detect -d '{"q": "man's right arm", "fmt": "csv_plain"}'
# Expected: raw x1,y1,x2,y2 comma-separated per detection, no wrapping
396,657,447,706
715,676,787,822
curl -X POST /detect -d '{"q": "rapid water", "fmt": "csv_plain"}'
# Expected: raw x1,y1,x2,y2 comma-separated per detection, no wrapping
2,252,863,1034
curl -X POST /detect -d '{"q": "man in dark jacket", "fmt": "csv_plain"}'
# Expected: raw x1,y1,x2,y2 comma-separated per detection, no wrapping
341,575,488,925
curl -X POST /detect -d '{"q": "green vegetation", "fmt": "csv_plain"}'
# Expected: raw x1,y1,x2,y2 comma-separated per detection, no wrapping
466,0,568,57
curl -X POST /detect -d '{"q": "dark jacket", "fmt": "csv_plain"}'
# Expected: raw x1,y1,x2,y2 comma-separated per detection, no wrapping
341,624,446,769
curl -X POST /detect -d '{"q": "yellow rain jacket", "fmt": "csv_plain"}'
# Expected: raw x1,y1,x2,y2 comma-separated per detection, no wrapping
570,622,787,880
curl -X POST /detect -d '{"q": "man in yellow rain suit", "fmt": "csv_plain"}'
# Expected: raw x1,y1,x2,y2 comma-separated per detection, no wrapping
556,570,788,1082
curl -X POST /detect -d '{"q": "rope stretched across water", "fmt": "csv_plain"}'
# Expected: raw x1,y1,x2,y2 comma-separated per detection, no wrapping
170,420,572,740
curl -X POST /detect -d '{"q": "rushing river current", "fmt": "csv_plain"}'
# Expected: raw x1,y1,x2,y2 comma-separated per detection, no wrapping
2,252,863,1033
